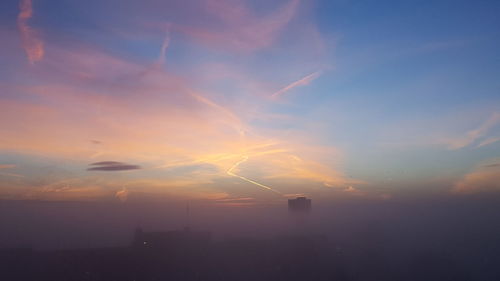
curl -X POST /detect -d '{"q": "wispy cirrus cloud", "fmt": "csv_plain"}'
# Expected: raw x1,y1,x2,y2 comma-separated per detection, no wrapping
17,0,44,63
482,163,500,168
214,197,256,206
177,0,300,53
157,24,171,66
446,112,500,150
476,136,500,148
0,164,23,178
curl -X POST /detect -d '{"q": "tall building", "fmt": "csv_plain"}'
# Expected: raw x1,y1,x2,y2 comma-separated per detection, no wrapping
288,197,312,212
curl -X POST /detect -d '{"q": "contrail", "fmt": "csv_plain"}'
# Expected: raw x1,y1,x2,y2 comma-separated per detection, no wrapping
227,156,281,194
271,71,322,99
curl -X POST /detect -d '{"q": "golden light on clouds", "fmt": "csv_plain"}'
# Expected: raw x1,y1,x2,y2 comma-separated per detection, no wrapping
2,0,366,202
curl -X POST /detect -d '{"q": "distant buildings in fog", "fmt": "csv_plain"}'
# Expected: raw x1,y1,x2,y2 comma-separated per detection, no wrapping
132,227,211,250
288,197,312,213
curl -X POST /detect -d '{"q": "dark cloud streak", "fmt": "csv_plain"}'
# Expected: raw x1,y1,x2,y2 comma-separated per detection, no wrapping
90,161,126,166
87,161,141,171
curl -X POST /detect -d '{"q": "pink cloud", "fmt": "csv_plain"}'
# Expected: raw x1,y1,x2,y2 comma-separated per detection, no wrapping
176,0,300,53
17,0,44,63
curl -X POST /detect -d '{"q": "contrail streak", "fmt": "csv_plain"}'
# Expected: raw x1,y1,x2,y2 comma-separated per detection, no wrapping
271,71,322,99
227,156,281,194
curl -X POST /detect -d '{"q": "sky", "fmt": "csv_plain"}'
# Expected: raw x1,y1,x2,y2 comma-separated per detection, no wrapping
1,0,500,205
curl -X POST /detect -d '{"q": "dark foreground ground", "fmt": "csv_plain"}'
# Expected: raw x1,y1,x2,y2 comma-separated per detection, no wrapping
1,230,499,281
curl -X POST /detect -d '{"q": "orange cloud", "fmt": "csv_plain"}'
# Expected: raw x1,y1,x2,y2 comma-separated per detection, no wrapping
453,160,500,193
115,188,129,202
0,164,23,178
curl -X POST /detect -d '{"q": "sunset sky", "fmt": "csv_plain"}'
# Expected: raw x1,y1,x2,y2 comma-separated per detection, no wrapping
1,0,499,204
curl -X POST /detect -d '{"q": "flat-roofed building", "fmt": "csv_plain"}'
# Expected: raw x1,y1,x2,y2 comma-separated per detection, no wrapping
288,197,312,212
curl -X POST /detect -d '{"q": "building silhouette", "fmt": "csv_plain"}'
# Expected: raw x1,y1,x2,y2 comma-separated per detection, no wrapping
132,227,211,250
288,197,312,212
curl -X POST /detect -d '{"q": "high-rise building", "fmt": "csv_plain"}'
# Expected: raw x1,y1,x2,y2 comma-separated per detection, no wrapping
288,197,312,212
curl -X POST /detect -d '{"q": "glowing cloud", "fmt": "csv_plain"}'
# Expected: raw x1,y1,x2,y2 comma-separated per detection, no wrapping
115,188,129,202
